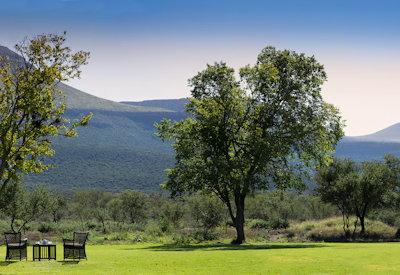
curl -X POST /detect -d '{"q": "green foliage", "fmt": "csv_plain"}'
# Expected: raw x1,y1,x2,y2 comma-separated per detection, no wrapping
287,217,396,242
0,33,91,196
186,193,225,240
120,190,148,223
25,109,181,192
71,190,113,233
37,222,54,233
316,156,400,237
246,191,337,224
248,219,270,230
2,184,51,232
157,46,344,243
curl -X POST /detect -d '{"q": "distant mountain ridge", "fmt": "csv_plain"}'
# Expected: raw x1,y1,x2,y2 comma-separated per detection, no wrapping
121,98,188,113
60,83,171,112
345,123,400,143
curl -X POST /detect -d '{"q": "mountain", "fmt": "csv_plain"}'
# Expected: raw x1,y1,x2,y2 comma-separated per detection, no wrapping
344,124,400,143
24,100,185,192
25,93,186,192
60,83,170,112
121,98,188,113
0,46,25,67
335,126,400,161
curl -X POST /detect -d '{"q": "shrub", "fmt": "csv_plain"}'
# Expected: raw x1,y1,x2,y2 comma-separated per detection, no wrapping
248,219,270,230
38,222,54,233
269,218,289,230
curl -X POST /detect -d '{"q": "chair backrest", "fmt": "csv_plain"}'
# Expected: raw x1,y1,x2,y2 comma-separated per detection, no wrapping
73,232,88,245
4,232,21,244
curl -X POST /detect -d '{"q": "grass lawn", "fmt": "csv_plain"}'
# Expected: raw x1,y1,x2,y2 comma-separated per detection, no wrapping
1,242,399,274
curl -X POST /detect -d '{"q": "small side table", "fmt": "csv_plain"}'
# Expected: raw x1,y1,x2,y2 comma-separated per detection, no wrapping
33,244,56,261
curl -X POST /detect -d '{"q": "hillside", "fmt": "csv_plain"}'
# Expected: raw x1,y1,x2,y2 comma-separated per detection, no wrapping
122,98,188,113
60,83,170,112
335,139,400,161
335,125,400,160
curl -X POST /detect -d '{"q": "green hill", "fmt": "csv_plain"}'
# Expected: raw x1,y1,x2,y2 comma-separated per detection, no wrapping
24,102,185,192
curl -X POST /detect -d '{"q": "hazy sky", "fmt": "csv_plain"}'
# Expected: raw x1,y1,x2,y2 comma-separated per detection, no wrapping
0,0,399,136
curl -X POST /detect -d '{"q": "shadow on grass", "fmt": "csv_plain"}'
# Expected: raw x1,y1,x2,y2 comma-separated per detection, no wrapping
0,260,18,266
58,260,80,265
137,243,327,252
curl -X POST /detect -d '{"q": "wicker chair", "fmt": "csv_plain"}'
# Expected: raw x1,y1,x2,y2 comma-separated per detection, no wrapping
4,232,28,261
63,232,88,260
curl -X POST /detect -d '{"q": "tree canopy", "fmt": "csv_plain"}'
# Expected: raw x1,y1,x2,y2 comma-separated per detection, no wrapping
157,46,344,244
0,33,92,196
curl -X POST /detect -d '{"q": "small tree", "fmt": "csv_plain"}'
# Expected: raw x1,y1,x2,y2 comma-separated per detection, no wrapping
187,193,225,239
316,158,358,238
119,190,147,224
72,190,112,233
107,197,124,222
3,184,50,232
316,157,398,237
0,33,92,197
354,161,397,234
157,46,343,244
48,192,67,223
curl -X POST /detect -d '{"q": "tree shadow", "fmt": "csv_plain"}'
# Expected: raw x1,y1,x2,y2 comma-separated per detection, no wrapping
58,260,80,265
0,260,18,266
139,243,327,252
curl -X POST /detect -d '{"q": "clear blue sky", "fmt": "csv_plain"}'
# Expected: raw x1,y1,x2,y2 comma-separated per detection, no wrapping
1,0,399,135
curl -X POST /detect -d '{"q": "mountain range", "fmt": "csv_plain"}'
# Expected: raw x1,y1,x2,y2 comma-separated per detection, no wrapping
2,46,400,192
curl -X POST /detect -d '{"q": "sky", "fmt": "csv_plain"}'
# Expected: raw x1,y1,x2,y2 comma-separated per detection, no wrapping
0,0,399,136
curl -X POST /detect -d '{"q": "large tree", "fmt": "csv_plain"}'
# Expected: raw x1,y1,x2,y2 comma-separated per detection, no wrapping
0,33,92,197
157,46,344,244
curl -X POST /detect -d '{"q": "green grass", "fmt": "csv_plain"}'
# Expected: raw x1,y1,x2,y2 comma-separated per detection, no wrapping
1,242,400,274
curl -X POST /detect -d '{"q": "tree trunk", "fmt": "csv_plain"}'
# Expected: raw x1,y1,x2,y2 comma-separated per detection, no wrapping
359,215,365,235
232,197,246,244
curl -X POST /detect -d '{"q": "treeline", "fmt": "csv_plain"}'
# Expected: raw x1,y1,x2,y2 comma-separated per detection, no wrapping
0,184,339,241
1,182,400,243
2,155,400,243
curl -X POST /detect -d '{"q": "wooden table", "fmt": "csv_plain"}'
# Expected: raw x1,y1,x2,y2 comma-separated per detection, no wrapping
33,244,56,261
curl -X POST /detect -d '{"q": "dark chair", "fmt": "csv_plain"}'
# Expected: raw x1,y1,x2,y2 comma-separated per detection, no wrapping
63,232,88,260
4,232,28,261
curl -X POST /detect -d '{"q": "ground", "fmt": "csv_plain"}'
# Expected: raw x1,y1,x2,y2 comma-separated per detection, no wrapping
1,242,399,274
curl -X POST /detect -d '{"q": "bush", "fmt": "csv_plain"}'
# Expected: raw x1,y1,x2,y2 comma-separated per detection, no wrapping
286,217,397,242
248,218,288,230
144,221,164,237
38,222,54,233
248,219,270,230
269,218,289,230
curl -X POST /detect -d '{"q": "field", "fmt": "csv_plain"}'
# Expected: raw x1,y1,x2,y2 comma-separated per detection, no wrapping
1,242,400,274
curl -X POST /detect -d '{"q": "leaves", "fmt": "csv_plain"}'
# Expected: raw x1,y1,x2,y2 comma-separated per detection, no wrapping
0,33,91,194
157,46,344,242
